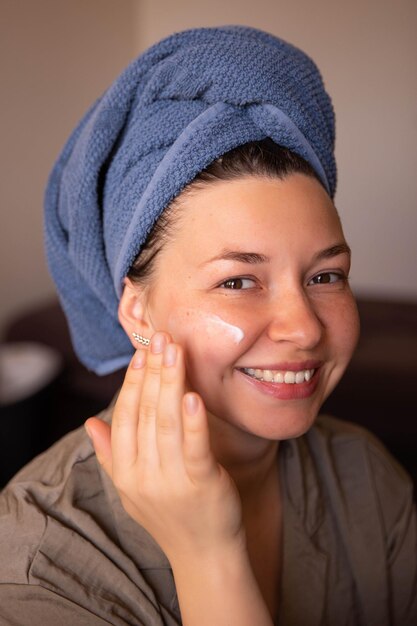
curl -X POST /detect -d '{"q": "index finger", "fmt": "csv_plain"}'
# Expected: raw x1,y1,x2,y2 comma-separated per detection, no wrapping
111,348,146,474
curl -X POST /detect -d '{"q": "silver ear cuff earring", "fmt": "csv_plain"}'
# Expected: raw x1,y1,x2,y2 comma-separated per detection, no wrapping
132,332,150,347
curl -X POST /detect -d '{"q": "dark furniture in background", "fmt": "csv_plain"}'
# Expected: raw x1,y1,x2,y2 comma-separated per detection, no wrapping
1,297,416,489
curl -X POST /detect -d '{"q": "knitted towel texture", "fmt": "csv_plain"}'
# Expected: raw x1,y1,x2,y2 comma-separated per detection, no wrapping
44,25,336,374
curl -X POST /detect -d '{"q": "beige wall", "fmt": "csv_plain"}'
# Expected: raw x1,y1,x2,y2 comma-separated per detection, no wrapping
1,0,416,335
0,0,136,333
135,0,417,300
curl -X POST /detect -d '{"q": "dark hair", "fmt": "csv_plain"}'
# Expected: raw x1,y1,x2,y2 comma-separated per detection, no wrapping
127,139,322,286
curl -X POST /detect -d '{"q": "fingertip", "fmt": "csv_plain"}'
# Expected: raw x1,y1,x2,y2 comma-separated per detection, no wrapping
183,393,208,438
163,342,177,367
182,394,214,479
150,330,174,355
132,348,146,369
149,332,165,355
84,419,93,439
84,418,112,468
184,392,200,416
84,416,100,439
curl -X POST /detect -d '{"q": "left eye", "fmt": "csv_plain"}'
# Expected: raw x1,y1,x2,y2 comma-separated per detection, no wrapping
220,277,256,290
308,272,344,285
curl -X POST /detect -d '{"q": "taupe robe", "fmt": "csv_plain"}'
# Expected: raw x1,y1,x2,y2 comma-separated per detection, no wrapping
0,406,415,625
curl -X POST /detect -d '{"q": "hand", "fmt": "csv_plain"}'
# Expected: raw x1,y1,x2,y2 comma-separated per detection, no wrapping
85,332,245,564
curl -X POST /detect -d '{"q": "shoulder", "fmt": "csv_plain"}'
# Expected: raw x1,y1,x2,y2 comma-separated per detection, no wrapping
310,414,412,486
307,415,415,541
0,405,180,624
304,416,417,624
0,584,113,625
0,402,117,589
0,412,102,584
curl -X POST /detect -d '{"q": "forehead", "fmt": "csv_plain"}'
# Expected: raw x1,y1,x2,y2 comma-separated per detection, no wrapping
169,174,343,255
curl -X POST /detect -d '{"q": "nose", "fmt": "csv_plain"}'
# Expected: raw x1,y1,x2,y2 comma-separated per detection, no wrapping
266,289,323,350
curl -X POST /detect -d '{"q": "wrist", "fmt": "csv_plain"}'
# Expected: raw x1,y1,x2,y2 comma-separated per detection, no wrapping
170,538,273,626
167,528,248,571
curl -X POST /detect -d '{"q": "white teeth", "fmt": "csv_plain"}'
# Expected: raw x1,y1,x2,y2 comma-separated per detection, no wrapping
263,370,274,382
284,371,296,384
242,367,315,384
295,371,305,384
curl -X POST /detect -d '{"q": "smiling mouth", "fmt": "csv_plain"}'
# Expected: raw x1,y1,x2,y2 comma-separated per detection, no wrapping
240,367,316,384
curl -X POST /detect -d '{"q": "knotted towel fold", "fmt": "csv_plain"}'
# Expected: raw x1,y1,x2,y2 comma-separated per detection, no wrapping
44,25,336,374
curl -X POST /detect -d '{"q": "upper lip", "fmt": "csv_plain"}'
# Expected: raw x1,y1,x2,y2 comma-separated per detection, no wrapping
239,360,322,371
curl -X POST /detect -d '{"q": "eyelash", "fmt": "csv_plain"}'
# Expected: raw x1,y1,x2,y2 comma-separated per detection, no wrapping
308,271,348,286
219,277,256,290
218,271,348,291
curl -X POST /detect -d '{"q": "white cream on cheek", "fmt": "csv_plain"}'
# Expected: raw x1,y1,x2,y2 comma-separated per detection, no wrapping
203,313,245,344
168,308,245,344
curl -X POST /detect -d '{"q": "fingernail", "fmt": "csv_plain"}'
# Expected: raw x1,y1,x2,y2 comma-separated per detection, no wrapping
132,349,146,369
84,421,92,439
185,393,199,415
151,333,166,354
163,343,177,367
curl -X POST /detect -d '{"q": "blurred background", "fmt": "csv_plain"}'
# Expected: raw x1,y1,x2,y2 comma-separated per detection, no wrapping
1,0,416,486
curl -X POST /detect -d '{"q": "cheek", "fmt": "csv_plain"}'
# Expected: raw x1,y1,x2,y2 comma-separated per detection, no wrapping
325,293,360,362
167,308,245,344
166,307,246,372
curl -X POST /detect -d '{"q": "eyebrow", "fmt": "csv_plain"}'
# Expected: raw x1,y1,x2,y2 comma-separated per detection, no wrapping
313,242,351,262
204,250,270,265
204,242,351,266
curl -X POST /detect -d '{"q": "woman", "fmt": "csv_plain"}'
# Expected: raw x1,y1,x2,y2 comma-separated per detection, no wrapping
0,26,415,626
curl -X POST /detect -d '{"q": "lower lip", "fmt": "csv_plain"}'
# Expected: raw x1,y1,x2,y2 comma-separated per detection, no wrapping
237,368,321,400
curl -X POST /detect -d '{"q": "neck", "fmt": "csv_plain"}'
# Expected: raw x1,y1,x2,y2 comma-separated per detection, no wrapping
207,411,279,500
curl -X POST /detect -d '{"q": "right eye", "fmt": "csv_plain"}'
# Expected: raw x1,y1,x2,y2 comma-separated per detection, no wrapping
219,277,256,290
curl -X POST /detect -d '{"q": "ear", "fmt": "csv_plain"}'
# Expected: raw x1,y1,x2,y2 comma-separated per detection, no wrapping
118,278,154,348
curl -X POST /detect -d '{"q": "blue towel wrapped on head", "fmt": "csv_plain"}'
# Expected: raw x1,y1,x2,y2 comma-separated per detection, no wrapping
44,26,336,374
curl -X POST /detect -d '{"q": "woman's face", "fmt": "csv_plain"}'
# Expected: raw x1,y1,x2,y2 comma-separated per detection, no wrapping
143,174,359,441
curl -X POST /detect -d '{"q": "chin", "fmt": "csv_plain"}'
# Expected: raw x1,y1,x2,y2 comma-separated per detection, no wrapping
254,414,318,441
218,402,321,442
